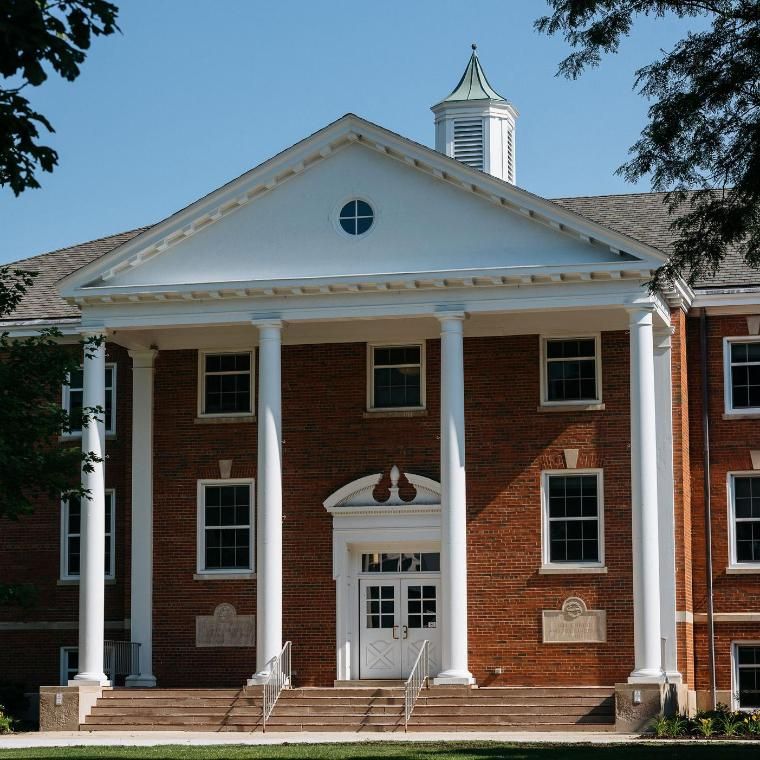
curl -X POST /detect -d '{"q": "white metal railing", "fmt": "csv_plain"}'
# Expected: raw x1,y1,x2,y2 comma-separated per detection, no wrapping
404,640,430,730
262,641,292,731
103,640,140,681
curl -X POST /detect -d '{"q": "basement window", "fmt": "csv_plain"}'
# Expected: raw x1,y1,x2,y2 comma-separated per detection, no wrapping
60,647,78,685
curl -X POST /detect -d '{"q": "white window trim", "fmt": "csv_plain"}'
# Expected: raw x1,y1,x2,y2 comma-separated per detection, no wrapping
727,472,760,571
60,646,78,685
197,350,255,419
59,489,116,582
723,336,760,416
732,640,760,711
366,342,426,412
540,469,605,571
61,362,117,437
196,478,255,577
539,335,603,408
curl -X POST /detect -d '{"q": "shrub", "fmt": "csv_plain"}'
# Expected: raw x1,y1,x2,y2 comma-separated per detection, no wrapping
665,714,689,738
744,712,760,737
719,712,745,737
651,714,670,738
0,706,14,735
694,716,716,738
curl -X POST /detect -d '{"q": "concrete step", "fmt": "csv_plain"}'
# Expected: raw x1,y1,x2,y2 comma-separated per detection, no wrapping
407,713,613,725
405,722,616,733
94,698,262,708
411,705,613,717
100,689,243,698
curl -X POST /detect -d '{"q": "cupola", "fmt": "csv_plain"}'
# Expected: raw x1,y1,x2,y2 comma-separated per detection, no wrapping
432,45,518,184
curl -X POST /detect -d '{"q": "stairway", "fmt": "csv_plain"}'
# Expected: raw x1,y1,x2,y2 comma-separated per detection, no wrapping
80,685,616,733
407,686,616,732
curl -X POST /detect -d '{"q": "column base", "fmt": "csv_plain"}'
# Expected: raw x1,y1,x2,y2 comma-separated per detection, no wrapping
71,674,110,687
433,670,476,686
628,668,665,684
125,674,157,688
614,682,689,733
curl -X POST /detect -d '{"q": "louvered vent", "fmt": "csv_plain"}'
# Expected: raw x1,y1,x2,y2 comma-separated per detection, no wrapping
453,118,484,171
505,127,515,183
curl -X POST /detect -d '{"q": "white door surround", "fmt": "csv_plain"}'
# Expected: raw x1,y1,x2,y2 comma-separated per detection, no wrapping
324,466,442,682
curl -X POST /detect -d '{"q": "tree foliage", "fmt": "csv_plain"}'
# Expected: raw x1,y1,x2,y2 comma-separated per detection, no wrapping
0,0,119,194
536,1,760,289
0,267,102,521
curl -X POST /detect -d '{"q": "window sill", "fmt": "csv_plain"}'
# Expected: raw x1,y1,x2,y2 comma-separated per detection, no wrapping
726,566,760,575
193,572,256,580
537,403,605,413
194,416,255,425
58,578,117,586
363,409,428,419
538,565,608,575
723,411,760,420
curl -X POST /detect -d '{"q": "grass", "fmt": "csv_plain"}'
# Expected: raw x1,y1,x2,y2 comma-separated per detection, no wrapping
0,742,760,759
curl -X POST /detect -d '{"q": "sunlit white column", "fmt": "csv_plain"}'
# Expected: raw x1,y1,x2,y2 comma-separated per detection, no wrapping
434,313,474,685
250,320,283,684
126,349,157,687
628,306,664,682
74,333,108,685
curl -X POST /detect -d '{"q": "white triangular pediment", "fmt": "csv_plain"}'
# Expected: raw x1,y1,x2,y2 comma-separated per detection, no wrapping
60,115,665,299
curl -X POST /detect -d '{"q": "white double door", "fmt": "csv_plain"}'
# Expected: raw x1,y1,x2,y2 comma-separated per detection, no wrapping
359,577,441,680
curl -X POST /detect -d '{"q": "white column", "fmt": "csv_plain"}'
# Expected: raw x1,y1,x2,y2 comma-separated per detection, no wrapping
126,349,157,687
74,334,108,685
628,307,664,682
250,320,283,684
434,313,474,685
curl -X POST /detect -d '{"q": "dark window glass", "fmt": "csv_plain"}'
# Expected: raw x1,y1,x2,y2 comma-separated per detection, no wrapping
545,339,598,402
547,475,600,563
733,477,760,563
64,494,113,577
361,552,441,573
66,366,115,433
203,485,251,570
738,646,760,708
204,353,251,414
372,345,422,409
730,343,760,409
339,200,374,236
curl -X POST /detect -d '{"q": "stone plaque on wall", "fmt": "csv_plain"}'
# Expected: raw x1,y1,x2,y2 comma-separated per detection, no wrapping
542,597,606,644
196,603,255,648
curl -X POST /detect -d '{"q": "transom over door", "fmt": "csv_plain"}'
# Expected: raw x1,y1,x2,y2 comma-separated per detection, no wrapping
359,578,440,679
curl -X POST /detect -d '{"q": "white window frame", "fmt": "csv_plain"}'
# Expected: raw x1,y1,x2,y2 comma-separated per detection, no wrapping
723,336,760,416
541,469,605,571
60,489,116,581
366,342,426,412
197,350,255,418
727,472,760,571
732,640,760,711
539,335,603,408
61,363,117,436
196,478,255,577
60,646,78,685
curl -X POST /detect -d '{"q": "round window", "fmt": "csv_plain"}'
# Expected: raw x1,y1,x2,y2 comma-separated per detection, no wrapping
338,200,374,236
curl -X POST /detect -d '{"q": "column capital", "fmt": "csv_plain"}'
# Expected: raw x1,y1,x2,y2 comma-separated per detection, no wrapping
626,304,657,326
437,312,466,333
252,315,283,329
128,348,158,368
80,327,109,340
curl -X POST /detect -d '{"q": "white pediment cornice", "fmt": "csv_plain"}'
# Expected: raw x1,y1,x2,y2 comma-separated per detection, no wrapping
58,114,668,305
324,465,441,517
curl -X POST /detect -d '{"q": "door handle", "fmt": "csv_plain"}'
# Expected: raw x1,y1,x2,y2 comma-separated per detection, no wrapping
402,625,408,639
392,625,400,640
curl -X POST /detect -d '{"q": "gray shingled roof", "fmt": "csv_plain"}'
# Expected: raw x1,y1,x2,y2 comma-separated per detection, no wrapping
1,191,755,325
1,228,148,323
554,191,754,288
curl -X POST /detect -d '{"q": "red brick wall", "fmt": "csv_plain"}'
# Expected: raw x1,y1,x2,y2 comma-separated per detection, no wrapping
687,314,760,693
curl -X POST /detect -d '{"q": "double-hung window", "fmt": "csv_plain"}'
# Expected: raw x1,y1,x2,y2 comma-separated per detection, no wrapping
199,352,253,416
197,481,254,575
61,491,115,580
542,471,604,568
725,339,760,414
63,364,116,434
60,647,78,685
541,337,601,406
735,644,760,710
729,475,760,567
368,344,425,410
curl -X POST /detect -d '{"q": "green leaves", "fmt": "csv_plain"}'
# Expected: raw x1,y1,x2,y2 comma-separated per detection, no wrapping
0,0,120,194
537,1,760,290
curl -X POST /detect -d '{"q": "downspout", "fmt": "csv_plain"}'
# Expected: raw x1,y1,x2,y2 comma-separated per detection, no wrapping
699,308,717,708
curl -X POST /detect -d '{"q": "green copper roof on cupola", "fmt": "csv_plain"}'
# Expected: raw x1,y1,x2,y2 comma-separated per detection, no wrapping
441,44,506,102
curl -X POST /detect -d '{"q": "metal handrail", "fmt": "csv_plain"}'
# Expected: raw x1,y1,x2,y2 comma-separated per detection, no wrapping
103,640,140,680
404,640,430,731
262,641,292,732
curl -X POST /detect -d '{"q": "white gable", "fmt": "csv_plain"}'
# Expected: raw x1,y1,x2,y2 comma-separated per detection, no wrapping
103,144,629,289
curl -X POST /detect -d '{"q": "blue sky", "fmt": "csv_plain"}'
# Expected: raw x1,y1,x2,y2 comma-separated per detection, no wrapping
1,0,705,264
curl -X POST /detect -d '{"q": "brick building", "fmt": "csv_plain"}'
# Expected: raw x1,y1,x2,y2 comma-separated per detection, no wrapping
1,49,759,730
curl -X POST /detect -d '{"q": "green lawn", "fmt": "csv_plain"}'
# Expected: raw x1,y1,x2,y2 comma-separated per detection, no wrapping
0,742,758,759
